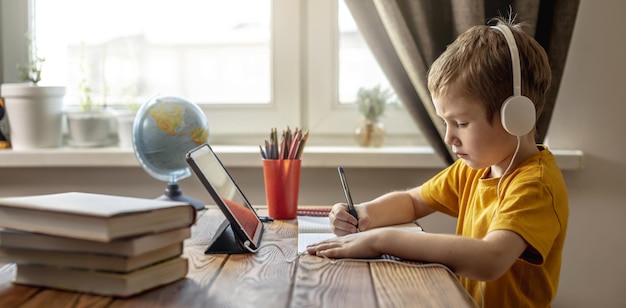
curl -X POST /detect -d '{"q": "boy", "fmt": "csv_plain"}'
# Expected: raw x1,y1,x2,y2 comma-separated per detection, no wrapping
306,19,568,307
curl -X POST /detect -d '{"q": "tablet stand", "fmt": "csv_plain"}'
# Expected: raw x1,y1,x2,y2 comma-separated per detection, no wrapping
205,219,249,254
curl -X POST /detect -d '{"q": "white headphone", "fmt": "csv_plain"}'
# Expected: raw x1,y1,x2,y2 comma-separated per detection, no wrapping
491,24,536,137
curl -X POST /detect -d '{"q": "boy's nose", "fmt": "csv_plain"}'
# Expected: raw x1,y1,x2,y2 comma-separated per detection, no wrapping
444,127,457,146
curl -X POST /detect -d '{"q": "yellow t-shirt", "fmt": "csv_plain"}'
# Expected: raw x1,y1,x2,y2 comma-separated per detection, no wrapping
421,146,568,307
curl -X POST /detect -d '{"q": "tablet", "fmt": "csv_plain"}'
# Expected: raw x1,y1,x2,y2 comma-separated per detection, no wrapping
186,143,264,253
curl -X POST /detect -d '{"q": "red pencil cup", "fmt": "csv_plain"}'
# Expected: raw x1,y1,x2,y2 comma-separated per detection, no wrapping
263,159,301,220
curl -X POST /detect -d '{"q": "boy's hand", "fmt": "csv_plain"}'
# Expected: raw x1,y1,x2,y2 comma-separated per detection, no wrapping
306,228,384,259
329,202,370,236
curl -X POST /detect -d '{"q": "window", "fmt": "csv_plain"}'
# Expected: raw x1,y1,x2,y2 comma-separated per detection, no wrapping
3,0,422,146
338,1,391,102
35,0,272,105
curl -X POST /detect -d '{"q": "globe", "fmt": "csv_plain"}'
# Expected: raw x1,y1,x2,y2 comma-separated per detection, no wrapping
132,95,209,210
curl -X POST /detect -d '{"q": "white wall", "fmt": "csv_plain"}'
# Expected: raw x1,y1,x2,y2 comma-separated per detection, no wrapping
0,0,624,306
545,0,626,306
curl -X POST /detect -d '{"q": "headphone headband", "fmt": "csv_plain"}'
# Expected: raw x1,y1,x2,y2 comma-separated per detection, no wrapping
490,23,536,137
491,24,521,97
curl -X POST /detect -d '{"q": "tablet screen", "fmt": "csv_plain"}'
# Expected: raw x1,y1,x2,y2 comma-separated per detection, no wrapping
186,144,263,248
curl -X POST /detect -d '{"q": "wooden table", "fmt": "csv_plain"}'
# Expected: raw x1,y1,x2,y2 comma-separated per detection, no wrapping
0,207,474,307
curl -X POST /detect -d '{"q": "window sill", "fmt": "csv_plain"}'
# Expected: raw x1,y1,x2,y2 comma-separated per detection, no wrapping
0,146,584,170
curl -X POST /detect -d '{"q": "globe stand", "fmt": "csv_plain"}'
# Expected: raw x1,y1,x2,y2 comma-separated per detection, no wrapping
158,182,205,211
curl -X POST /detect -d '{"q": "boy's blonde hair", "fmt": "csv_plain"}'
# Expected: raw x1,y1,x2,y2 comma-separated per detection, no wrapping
427,19,551,125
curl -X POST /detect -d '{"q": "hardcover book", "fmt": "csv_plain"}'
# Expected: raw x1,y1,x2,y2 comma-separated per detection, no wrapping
0,243,183,272
0,192,196,242
14,257,188,297
0,227,191,257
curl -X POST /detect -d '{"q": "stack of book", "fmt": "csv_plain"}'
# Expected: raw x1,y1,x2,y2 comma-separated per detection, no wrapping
0,192,197,297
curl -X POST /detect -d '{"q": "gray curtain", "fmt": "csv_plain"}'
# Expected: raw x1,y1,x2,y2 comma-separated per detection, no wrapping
344,0,580,165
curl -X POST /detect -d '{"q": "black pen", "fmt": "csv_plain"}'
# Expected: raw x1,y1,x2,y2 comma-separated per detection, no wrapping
337,167,359,225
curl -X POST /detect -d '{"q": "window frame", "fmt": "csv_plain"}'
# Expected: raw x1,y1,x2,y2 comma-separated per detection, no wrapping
306,0,421,142
1,0,423,146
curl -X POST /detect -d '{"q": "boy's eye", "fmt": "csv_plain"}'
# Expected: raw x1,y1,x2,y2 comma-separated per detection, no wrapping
440,120,467,128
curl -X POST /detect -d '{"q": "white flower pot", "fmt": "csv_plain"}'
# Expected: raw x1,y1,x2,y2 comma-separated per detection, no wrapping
112,108,137,148
0,83,65,150
65,109,114,147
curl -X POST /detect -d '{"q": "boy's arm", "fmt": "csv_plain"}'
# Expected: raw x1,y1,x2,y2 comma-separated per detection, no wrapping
377,228,527,281
330,186,435,235
359,186,435,229
311,226,527,282
321,185,527,280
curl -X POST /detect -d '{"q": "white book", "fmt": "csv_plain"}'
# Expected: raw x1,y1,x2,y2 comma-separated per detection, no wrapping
14,257,188,298
0,227,191,257
0,192,196,241
0,243,183,273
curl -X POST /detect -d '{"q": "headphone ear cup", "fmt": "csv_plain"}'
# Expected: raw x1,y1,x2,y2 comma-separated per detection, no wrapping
500,96,536,136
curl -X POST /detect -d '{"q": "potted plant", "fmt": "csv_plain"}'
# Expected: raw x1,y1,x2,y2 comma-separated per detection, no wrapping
65,44,114,147
0,36,66,150
353,84,395,147
65,79,114,147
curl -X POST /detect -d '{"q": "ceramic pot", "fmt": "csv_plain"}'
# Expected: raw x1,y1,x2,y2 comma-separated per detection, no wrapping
112,108,137,148
65,109,114,147
0,83,65,150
